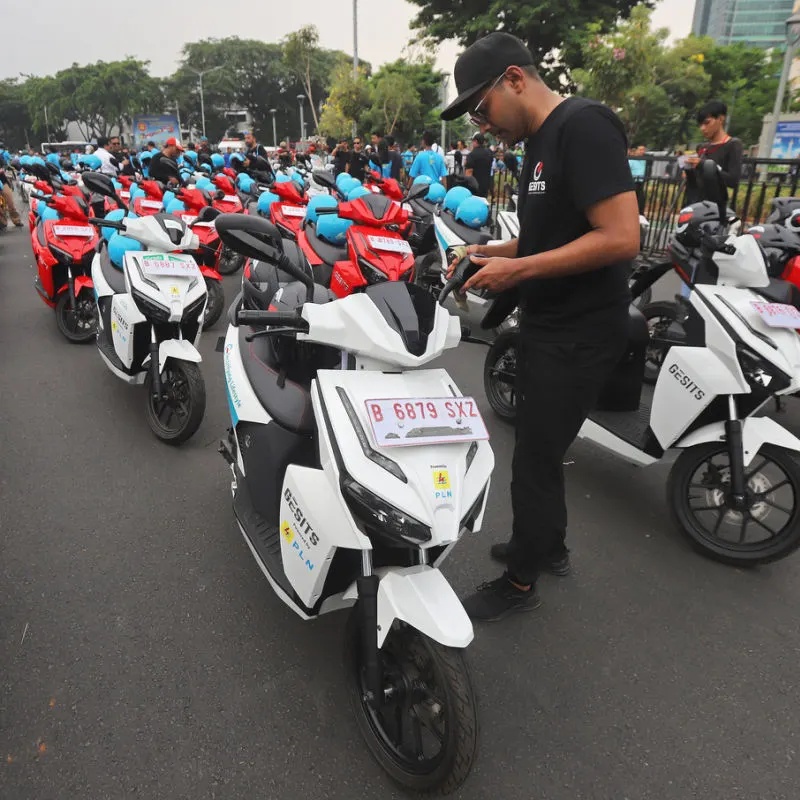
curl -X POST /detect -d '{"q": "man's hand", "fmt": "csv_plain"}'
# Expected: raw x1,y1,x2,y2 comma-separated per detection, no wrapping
463,254,525,293
446,243,483,279
685,156,700,167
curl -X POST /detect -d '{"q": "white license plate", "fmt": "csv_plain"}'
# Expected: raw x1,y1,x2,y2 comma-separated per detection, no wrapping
751,301,800,329
281,204,306,217
368,235,412,255
140,254,199,277
223,194,239,203
181,214,197,225
364,396,489,447
119,191,130,199
53,225,93,237
140,199,162,209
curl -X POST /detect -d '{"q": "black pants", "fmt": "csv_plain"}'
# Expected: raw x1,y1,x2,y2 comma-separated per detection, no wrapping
507,328,628,585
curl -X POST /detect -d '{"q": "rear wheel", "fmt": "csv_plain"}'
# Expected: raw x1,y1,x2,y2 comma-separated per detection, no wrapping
202,279,224,329
55,288,98,343
344,608,478,795
217,246,244,275
144,359,206,445
484,329,517,421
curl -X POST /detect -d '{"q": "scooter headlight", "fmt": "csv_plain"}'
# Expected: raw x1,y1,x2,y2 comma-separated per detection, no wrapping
131,288,170,323
341,475,431,545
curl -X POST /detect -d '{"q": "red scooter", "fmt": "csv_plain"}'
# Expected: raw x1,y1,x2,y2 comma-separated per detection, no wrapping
298,171,427,297
29,189,99,343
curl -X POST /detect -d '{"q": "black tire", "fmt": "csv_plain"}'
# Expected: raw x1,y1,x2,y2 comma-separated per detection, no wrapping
217,246,244,275
640,300,680,385
202,278,224,330
484,329,517,422
668,442,800,565
344,608,478,795
55,288,98,343
144,359,206,445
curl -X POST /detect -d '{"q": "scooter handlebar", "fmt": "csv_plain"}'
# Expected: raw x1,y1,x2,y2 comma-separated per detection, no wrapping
439,252,482,306
88,218,126,231
237,310,310,331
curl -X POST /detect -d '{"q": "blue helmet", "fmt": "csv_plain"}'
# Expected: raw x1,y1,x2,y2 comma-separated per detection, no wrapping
338,177,359,196
199,162,212,174
230,152,245,166
211,153,225,169
443,186,472,215
46,153,60,166
306,194,338,223
129,184,145,201
183,150,198,167
335,172,351,189
316,213,353,245
79,154,102,171
292,172,305,188
102,209,127,242
108,232,143,269
179,168,193,182
454,196,489,229
256,191,280,215
31,156,46,167
412,175,433,186
20,155,33,168
112,179,122,190
237,173,255,192
162,190,176,207
347,185,371,201
165,199,186,214
139,150,153,162
426,182,447,204
274,173,293,184
40,204,60,221
195,176,212,192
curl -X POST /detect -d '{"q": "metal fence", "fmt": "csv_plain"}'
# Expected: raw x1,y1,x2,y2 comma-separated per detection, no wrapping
448,156,800,257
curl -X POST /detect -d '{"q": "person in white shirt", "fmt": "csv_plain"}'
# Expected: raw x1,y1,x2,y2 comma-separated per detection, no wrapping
94,136,119,176
431,141,444,155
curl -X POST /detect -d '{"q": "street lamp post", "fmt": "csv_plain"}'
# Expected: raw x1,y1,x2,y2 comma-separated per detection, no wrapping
187,65,223,140
764,13,800,158
440,73,449,152
269,108,277,147
297,94,306,146
352,0,358,138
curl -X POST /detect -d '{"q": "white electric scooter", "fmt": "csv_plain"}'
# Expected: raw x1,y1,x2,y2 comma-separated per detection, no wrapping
83,172,208,445
216,213,492,795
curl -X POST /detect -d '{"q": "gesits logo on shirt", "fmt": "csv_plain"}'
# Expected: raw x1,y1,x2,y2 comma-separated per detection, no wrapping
528,161,546,194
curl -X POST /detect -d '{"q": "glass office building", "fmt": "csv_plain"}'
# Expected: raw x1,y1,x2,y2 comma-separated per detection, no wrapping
692,0,795,49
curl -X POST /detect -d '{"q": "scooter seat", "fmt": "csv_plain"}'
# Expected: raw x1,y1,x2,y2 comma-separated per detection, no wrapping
238,324,314,434
438,210,493,247
305,225,348,266
99,243,127,295
753,278,800,308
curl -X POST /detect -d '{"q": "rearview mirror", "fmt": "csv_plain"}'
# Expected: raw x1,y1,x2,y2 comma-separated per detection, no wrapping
312,169,336,189
215,214,313,290
407,182,430,202
82,171,116,197
196,206,221,223
26,163,52,182
699,159,728,224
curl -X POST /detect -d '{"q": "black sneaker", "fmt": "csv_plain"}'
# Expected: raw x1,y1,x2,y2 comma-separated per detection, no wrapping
489,543,571,576
461,573,541,621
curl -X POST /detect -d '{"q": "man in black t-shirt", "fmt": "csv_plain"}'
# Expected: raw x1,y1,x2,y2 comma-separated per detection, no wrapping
149,137,184,184
347,135,369,182
441,32,639,622
465,134,493,197
332,138,350,175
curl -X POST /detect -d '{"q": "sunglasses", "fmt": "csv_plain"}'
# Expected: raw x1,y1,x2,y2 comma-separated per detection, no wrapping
468,72,507,126
354,140,362,145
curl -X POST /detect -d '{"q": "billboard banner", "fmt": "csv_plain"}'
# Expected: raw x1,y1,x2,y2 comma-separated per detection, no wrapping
132,115,180,149
771,121,800,159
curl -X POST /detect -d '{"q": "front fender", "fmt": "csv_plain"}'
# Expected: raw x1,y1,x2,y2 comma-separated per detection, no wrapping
199,266,221,281
158,338,202,373
374,565,473,649
74,275,93,296
676,416,800,466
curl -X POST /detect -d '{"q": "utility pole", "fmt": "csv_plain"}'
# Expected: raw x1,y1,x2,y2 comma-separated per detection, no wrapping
297,95,306,146
187,66,223,140
270,109,277,147
175,101,183,144
43,105,51,143
352,0,358,138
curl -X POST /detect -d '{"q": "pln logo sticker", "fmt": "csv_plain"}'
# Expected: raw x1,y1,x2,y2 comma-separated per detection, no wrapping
433,469,452,500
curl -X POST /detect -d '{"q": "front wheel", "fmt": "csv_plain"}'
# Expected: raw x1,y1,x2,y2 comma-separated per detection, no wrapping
202,279,224,329
344,609,478,795
217,246,244,275
484,329,517,421
55,288,98,343
668,442,800,565
144,359,206,445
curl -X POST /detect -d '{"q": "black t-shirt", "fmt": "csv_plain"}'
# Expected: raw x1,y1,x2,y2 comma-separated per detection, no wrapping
388,150,403,180
349,150,369,182
685,137,744,205
515,97,634,339
333,149,349,175
465,147,493,197
246,143,269,162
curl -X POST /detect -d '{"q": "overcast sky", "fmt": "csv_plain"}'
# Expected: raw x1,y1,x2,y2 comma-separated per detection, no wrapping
1,0,695,85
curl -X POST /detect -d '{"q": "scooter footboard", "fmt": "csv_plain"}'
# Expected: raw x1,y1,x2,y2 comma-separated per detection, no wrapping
677,416,800,466
374,565,473,649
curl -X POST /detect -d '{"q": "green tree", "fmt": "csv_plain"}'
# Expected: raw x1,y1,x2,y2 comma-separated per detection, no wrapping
283,25,324,132
318,65,371,139
407,0,649,88
0,80,32,150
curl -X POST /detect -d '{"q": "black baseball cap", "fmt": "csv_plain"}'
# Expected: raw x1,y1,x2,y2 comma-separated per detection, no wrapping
441,32,535,121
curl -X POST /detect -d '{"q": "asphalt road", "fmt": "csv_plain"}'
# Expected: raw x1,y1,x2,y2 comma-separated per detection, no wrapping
3,220,800,800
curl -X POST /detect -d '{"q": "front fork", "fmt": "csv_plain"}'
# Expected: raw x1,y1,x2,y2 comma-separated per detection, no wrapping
357,551,383,709
725,396,748,510
66,267,75,311
149,327,162,400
